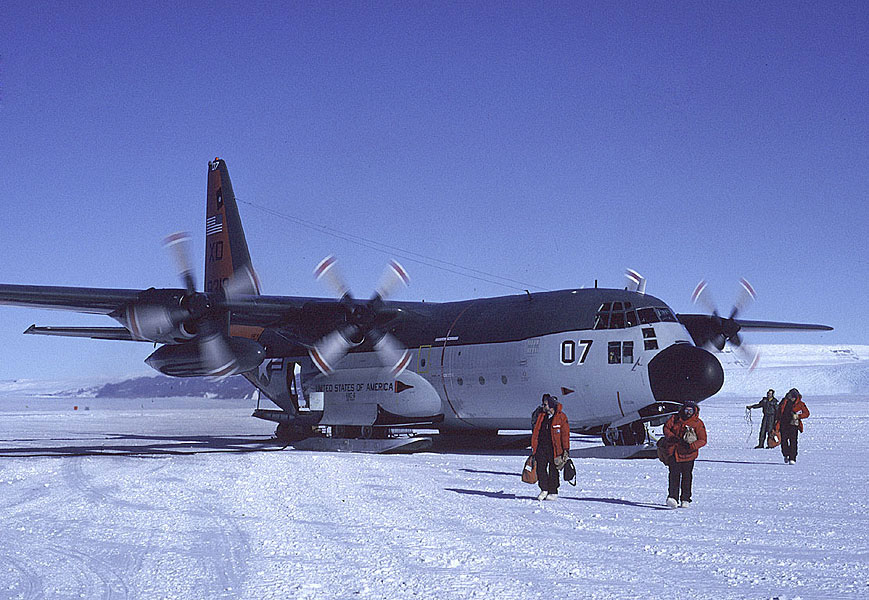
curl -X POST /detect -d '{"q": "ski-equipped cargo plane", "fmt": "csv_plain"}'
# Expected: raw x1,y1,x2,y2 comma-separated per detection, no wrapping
0,159,832,450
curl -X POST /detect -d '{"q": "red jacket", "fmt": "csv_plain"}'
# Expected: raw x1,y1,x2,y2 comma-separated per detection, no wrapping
663,410,707,462
774,396,810,433
531,402,570,456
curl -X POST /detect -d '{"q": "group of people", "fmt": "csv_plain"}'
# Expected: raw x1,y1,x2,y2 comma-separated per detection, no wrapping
528,387,810,507
747,388,810,464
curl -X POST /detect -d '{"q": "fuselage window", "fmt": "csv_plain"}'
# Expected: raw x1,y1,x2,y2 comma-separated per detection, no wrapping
623,341,634,364
608,341,622,364
642,327,656,339
644,339,659,351
561,340,576,364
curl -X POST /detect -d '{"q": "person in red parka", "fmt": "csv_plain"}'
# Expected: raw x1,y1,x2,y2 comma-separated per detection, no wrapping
530,396,570,501
662,401,707,508
774,388,810,464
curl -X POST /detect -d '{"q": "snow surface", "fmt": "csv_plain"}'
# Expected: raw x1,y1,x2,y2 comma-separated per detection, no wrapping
0,393,867,599
0,345,867,599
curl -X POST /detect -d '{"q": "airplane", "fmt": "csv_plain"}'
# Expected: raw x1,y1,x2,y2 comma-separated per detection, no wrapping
0,158,832,452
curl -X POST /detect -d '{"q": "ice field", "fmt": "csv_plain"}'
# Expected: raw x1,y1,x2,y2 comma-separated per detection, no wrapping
0,390,866,600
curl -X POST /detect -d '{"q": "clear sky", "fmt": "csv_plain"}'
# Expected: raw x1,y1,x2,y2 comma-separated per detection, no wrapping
1,2,866,381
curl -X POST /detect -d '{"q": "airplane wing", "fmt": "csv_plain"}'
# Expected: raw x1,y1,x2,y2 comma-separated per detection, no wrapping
677,313,832,349
0,283,312,334
728,318,833,332
23,325,138,341
0,284,142,314
676,314,833,332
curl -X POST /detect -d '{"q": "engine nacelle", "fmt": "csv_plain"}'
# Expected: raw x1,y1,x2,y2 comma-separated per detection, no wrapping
145,337,266,377
114,290,195,344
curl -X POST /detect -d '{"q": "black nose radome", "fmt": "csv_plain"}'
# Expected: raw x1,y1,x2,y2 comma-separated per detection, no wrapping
647,343,724,403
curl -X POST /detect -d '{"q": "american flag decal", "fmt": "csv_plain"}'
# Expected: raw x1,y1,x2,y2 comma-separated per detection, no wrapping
206,214,223,236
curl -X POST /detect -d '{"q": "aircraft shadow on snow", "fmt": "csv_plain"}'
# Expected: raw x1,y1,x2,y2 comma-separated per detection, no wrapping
0,433,286,457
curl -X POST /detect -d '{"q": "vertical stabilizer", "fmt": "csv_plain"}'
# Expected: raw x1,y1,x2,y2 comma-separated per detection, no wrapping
205,158,260,296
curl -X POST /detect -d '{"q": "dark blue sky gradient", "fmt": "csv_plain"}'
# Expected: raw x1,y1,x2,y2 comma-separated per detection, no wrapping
1,2,866,379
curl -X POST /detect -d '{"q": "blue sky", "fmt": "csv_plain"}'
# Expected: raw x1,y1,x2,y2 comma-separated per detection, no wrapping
1,2,866,380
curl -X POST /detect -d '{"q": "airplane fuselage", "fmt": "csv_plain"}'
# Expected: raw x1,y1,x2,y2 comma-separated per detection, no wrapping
243,287,724,437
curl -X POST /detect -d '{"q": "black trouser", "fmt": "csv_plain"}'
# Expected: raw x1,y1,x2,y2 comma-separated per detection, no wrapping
780,425,799,461
759,414,776,447
535,451,560,494
667,459,695,503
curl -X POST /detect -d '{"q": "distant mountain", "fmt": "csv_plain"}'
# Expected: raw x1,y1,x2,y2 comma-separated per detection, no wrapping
92,375,256,399
0,375,256,399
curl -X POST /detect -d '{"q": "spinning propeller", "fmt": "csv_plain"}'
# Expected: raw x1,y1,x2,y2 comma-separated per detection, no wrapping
691,277,760,370
163,231,244,376
308,256,411,378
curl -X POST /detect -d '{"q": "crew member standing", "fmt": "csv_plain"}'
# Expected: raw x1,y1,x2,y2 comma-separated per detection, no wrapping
774,388,810,464
747,389,778,448
530,396,569,501
663,401,707,508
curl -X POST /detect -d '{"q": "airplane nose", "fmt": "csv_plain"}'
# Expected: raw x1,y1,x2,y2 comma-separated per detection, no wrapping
647,343,724,403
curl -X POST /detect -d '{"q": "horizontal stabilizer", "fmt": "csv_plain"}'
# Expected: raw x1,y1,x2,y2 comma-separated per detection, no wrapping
24,325,138,341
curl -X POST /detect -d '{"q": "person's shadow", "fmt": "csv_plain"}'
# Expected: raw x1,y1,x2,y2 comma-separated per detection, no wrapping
445,487,670,510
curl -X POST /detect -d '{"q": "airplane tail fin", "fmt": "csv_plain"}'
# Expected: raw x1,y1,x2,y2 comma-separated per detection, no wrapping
205,158,260,296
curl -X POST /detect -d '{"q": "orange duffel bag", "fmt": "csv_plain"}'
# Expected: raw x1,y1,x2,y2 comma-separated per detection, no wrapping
521,455,537,484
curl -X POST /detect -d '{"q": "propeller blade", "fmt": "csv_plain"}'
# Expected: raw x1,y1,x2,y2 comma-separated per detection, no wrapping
198,327,239,378
374,260,410,301
314,255,351,299
308,327,356,376
371,331,411,378
691,279,719,316
735,343,761,372
730,277,757,320
164,232,197,294
222,263,261,300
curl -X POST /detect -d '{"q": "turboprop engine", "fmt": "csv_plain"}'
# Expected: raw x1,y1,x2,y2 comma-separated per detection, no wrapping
145,337,266,377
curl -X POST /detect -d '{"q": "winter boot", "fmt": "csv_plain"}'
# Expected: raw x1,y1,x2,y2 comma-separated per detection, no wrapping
680,500,691,508
545,493,558,501
537,490,549,501
666,497,678,508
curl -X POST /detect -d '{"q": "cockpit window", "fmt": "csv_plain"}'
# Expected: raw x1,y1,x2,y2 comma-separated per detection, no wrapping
595,301,655,329
594,311,610,330
656,307,677,322
638,307,659,324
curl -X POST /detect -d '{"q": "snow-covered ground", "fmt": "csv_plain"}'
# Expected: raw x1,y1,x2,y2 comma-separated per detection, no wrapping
0,391,867,600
